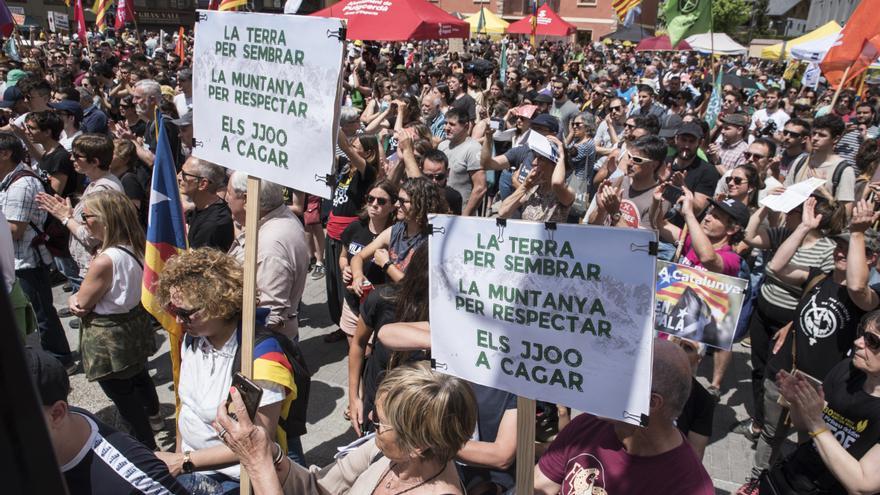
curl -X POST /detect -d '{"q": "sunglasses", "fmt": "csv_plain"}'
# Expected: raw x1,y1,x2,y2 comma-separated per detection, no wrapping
725,176,746,186
366,194,390,206
859,327,880,352
572,122,585,128
165,303,201,324
743,151,766,160
609,105,622,111
782,129,804,138
424,173,446,181
626,151,651,164
624,123,635,129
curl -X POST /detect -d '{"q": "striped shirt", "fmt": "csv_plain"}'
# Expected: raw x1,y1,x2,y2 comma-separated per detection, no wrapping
761,228,835,310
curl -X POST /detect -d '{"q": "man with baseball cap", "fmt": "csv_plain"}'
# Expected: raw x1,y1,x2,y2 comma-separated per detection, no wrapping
481,114,561,199
708,113,750,174
667,121,721,215
25,347,188,494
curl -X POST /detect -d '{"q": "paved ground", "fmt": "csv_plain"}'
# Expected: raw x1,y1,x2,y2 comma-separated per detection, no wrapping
45,275,768,493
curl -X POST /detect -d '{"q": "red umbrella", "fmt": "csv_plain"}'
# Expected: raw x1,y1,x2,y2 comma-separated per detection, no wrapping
635,35,692,51
310,0,469,41
506,4,576,37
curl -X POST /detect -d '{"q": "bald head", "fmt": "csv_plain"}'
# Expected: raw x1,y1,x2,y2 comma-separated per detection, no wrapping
652,339,693,418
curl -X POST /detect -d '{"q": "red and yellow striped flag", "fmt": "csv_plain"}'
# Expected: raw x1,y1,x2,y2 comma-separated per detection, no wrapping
613,0,642,22
91,0,111,30
219,0,247,11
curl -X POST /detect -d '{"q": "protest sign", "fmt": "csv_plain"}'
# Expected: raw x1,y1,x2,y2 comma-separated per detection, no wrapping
192,10,345,198
759,177,824,213
655,261,748,350
8,7,24,26
429,215,657,425
47,12,69,33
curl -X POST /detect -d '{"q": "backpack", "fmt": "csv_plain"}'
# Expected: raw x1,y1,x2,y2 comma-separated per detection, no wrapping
231,329,312,437
1,169,70,257
790,155,850,197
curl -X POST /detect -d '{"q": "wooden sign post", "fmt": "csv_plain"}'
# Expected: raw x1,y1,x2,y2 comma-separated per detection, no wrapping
238,175,261,495
515,397,536,495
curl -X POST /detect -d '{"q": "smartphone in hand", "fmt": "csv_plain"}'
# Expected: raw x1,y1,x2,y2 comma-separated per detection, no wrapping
227,372,263,421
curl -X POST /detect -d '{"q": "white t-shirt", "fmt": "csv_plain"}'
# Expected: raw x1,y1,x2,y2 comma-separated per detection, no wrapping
177,333,285,479
750,107,790,133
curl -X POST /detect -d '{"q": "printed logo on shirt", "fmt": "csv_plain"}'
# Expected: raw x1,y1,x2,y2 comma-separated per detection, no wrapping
563,454,607,494
822,404,869,449
615,199,640,228
333,174,353,207
347,241,365,256
799,292,849,346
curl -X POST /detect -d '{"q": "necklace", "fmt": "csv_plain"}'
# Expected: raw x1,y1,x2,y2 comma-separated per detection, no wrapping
373,462,445,495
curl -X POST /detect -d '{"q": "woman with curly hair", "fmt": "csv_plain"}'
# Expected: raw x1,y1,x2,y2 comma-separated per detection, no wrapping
350,176,447,294
154,248,297,493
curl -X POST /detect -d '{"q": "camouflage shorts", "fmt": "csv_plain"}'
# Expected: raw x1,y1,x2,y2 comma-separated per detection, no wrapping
80,305,157,382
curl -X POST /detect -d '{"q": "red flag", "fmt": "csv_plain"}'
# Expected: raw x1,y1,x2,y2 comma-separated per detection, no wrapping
820,0,880,88
74,0,87,42
175,26,185,60
115,0,133,31
207,0,221,9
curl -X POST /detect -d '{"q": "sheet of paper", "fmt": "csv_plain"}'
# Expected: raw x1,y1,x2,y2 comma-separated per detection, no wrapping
758,177,826,213
492,128,517,142
527,130,557,161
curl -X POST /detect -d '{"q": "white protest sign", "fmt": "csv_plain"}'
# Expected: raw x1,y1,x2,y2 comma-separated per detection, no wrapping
759,177,825,213
429,215,657,425
192,10,345,198
48,12,69,32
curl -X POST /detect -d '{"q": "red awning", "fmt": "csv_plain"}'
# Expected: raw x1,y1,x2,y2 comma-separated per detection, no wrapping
506,4,576,37
311,0,470,41
635,35,692,51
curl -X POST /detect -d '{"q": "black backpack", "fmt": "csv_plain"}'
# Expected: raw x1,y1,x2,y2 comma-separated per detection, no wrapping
790,155,851,197
232,329,312,437
1,169,70,257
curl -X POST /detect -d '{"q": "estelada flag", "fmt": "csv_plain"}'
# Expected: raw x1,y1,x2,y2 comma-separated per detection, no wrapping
142,111,188,396
219,0,247,11
820,0,880,88
91,0,111,31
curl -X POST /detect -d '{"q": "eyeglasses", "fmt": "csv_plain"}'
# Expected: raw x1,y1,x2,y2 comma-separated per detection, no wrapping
725,176,746,186
180,170,205,182
396,197,412,205
375,420,395,434
165,302,201,324
80,213,97,222
782,129,804,138
424,173,446,182
743,151,766,160
366,194,390,206
858,327,880,352
626,151,652,165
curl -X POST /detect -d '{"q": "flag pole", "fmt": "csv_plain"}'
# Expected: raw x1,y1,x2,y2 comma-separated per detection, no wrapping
830,63,854,109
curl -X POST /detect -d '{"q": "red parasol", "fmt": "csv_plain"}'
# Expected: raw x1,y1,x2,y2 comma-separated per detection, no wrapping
635,35,692,51
506,4,576,37
310,0,469,41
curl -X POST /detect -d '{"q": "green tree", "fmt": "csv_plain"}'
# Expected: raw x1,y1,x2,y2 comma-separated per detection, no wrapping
712,0,751,33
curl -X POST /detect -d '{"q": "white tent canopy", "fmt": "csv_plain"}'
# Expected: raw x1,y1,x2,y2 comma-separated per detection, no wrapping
790,33,838,62
685,33,748,55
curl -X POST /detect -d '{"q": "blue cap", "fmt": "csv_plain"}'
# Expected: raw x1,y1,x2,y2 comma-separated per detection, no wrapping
49,100,83,122
530,113,559,133
0,86,23,108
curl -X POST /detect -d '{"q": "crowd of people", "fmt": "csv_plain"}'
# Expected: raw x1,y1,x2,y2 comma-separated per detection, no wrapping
7,23,880,495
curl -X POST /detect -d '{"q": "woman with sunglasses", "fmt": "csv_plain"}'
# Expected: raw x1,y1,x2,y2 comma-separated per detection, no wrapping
337,180,398,344
350,176,446,295
67,190,160,449
116,94,146,138
154,248,296,492
745,300,880,493
723,163,763,209
745,199,880,480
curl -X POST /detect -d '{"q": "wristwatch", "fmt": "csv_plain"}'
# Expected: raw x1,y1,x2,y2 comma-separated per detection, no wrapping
182,451,195,474
382,260,393,273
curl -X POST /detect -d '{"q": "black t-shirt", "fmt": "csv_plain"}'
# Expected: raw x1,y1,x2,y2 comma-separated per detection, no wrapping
677,377,715,437
458,383,517,491
360,285,400,431
331,164,377,217
62,408,188,495
782,359,880,492
341,218,386,312
119,167,149,226
669,155,720,200
186,200,234,252
144,119,182,170
768,268,877,380
444,185,463,215
39,145,77,196
127,119,147,138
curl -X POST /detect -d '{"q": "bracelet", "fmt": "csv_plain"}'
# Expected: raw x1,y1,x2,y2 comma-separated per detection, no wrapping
808,427,829,438
61,216,71,226
272,442,284,465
